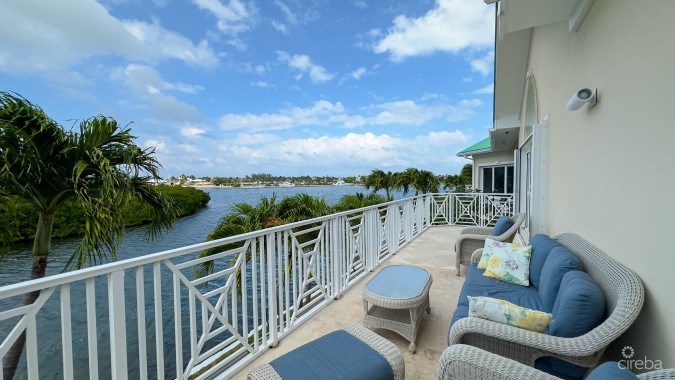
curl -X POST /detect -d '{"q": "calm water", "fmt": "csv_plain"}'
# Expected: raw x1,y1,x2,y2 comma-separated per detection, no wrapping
0,186,404,378
0,186,403,287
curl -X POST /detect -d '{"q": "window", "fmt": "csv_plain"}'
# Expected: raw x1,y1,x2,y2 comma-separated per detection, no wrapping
481,165,514,193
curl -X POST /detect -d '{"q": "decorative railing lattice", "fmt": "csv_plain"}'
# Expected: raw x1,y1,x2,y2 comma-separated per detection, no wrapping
430,193,514,227
0,193,510,379
0,194,444,380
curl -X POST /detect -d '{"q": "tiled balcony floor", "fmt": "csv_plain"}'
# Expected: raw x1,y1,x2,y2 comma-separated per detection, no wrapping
233,225,467,380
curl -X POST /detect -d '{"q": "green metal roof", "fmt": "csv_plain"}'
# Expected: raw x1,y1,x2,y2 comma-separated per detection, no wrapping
457,137,491,156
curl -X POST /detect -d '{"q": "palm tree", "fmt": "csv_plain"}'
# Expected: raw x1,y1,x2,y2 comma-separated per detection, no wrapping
444,164,473,192
413,170,440,195
364,169,397,201
396,168,419,195
333,192,386,212
194,193,332,277
0,92,176,379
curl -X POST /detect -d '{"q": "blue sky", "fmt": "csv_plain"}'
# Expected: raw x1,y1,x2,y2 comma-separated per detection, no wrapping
0,0,495,178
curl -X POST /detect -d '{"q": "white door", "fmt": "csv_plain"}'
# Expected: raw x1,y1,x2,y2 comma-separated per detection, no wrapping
515,116,549,241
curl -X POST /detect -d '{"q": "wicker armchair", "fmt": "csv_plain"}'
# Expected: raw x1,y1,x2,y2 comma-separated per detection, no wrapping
454,213,525,275
439,345,675,380
448,233,645,375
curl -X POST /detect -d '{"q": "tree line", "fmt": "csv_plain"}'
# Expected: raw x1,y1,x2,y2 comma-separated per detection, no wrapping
0,185,210,244
362,165,473,201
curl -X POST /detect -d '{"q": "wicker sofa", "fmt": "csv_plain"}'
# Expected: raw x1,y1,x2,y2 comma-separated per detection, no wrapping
448,233,645,379
439,345,675,380
455,213,525,275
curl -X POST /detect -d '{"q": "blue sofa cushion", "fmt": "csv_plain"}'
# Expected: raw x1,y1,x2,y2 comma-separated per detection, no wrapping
529,234,563,289
548,271,605,337
535,357,588,380
492,216,514,236
451,264,544,327
538,246,583,311
586,362,638,380
270,330,393,380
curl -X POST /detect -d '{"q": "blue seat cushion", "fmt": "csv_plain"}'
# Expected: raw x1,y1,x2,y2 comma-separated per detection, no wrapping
270,330,394,380
586,362,638,380
538,246,583,311
492,216,515,236
528,234,563,289
535,357,588,380
548,271,605,337
450,264,544,327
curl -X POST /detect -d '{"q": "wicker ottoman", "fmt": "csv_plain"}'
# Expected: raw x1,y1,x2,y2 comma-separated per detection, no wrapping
362,265,433,354
247,324,404,380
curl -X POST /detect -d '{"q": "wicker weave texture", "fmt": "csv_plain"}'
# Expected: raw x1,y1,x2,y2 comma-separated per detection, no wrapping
246,324,404,380
637,369,675,379
343,324,405,380
439,344,558,380
247,363,283,380
362,265,432,353
448,233,645,373
454,213,525,275
439,345,675,380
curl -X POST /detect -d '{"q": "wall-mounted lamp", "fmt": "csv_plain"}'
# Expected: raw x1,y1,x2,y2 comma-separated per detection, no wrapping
566,88,597,111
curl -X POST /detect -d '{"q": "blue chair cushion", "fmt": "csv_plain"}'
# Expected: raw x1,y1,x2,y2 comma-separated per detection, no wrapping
538,246,583,311
548,271,605,337
270,330,394,380
528,234,563,289
491,216,515,236
586,362,638,380
450,263,544,339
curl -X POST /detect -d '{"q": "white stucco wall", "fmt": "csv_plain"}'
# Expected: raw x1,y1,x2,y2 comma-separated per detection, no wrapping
525,0,675,366
472,152,514,191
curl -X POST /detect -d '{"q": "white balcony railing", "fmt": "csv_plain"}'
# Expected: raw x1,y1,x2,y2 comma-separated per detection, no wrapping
0,192,512,379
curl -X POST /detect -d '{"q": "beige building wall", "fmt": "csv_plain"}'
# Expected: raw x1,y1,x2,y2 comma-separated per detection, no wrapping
524,0,675,366
472,151,514,191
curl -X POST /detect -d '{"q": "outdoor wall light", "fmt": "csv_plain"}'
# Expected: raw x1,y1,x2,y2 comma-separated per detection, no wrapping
566,88,597,111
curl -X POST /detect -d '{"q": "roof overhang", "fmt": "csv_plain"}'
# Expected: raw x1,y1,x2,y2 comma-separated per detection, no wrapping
492,0,595,130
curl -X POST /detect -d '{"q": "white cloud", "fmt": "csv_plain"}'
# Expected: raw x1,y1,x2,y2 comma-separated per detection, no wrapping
231,133,281,145
218,130,469,172
218,98,482,132
192,0,257,35
353,1,367,9
0,0,219,75
277,51,334,83
470,51,494,76
274,1,297,25
251,81,269,88
180,127,207,138
111,64,203,122
374,0,494,61
473,83,494,94
271,21,288,34
351,67,367,80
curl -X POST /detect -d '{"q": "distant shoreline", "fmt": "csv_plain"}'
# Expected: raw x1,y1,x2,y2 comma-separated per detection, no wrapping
191,184,358,189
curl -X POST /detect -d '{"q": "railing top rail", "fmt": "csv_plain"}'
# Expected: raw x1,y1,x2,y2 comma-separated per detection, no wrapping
0,194,433,299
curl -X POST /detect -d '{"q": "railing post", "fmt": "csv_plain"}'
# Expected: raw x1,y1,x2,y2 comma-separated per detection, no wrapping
108,270,128,380
449,193,455,225
365,209,378,271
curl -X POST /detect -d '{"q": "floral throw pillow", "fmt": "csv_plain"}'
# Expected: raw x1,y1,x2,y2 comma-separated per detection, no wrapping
468,296,552,333
477,238,530,270
483,242,532,286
